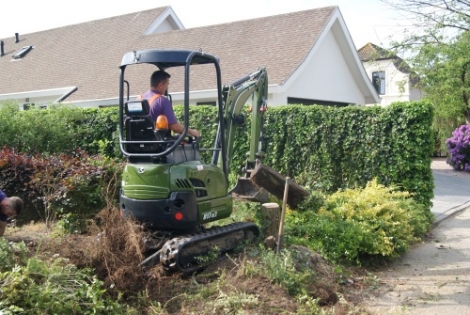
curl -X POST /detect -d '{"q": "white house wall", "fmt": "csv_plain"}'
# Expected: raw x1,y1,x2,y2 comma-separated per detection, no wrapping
152,18,179,33
167,88,278,107
0,86,78,109
280,30,366,105
363,59,413,106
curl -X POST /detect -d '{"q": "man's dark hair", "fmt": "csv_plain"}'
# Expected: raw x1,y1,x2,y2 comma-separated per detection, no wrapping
9,196,23,215
150,70,171,87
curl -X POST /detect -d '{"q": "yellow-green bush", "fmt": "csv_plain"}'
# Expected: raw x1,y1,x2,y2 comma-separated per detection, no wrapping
285,179,431,265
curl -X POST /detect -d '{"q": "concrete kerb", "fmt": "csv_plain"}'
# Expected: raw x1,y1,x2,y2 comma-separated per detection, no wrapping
432,201,470,228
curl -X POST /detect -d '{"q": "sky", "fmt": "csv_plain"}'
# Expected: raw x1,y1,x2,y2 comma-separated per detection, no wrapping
0,0,411,49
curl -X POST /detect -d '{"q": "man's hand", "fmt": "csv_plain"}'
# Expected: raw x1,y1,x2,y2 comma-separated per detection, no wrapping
190,129,201,138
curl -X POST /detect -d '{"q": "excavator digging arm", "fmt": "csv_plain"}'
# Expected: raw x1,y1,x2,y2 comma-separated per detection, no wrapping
216,68,269,201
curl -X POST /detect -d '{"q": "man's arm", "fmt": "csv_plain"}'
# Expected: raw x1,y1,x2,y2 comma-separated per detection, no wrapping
158,97,200,137
169,122,200,138
0,190,6,203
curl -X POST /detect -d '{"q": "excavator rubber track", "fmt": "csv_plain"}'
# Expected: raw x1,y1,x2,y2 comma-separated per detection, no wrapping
159,222,259,273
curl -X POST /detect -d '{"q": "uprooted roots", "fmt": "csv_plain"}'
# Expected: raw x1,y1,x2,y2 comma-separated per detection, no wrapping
41,205,149,297
90,206,147,292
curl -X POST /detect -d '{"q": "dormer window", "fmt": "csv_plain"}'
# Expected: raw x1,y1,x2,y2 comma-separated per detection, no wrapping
372,71,386,95
12,45,33,59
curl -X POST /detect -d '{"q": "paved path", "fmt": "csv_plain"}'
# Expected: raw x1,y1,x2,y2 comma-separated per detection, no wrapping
360,159,470,314
431,158,470,223
362,206,470,315
432,172,470,224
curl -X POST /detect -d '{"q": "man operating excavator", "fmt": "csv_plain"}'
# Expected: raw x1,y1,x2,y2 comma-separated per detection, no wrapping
140,70,200,138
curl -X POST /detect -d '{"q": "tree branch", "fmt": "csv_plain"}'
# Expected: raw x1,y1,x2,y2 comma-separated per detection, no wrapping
461,61,470,108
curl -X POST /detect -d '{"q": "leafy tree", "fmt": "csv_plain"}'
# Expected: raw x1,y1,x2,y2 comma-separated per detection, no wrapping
380,0,470,151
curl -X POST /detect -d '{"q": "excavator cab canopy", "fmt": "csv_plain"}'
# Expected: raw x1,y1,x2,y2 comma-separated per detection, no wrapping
120,49,219,69
118,49,228,176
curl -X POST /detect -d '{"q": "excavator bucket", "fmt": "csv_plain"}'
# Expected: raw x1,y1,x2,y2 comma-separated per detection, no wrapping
230,177,269,203
250,163,311,209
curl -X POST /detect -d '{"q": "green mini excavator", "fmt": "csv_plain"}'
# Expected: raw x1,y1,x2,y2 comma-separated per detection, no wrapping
118,49,269,273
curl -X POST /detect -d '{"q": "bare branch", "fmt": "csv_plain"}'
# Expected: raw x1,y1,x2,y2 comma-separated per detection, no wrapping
380,0,470,31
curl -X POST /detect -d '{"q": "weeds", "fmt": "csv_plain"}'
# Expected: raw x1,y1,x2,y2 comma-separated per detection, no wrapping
195,246,221,266
210,287,258,314
0,256,126,314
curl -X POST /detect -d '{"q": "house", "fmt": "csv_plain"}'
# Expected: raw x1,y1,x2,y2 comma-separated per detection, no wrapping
358,42,422,106
0,6,380,109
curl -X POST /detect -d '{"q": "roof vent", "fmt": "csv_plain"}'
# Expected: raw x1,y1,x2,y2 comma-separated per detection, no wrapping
15,33,19,43
0,41,4,57
12,45,33,59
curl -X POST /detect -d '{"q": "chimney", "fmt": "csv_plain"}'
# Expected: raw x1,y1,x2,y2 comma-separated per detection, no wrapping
0,41,4,57
15,33,19,43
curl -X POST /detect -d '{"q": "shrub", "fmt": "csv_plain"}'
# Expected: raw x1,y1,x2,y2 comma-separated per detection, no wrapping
0,238,28,271
446,124,470,172
0,147,123,227
285,179,432,265
1,101,435,211
0,103,120,157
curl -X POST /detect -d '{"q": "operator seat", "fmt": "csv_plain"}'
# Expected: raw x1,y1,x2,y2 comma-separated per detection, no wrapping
124,99,160,153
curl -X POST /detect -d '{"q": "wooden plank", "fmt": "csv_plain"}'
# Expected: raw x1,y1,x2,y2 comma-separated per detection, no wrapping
250,164,310,209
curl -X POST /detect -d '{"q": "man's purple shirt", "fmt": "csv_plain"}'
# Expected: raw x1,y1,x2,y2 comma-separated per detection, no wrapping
0,190,7,222
141,90,178,125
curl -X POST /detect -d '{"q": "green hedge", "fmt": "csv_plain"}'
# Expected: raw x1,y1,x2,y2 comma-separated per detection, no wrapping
261,102,435,209
0,101,434,209
0,102,118,157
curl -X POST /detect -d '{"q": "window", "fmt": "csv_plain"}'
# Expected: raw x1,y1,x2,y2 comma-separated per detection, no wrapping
23,103,33,110
287,97,349,107
372,71,386,95
23,103,43,110
196,101,216,106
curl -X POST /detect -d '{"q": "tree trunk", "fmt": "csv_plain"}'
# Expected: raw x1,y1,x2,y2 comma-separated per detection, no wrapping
260,202,281,238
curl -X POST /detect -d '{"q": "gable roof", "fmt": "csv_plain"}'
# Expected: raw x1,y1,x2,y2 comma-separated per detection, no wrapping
131,6,338,92
0,6,174,103
358,42,413,74
357,42,393,61
0,6,378,105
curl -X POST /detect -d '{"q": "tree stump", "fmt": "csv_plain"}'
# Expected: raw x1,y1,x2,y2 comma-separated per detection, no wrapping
261,202,281,238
